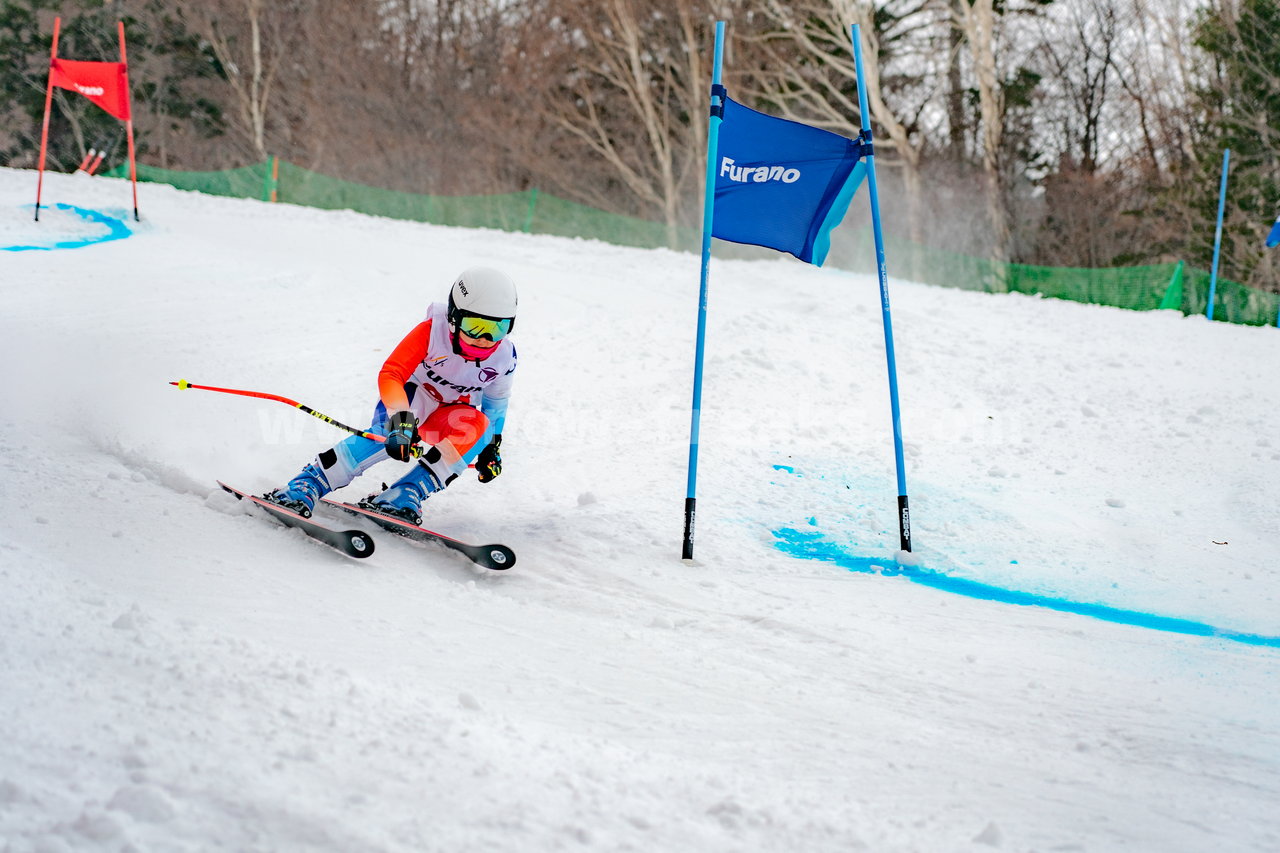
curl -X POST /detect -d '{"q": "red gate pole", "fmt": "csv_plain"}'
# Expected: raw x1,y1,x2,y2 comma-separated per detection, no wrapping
118,21,138,221
34,16,61,222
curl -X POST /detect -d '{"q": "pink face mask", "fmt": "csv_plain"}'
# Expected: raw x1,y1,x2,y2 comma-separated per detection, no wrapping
455,332,498,361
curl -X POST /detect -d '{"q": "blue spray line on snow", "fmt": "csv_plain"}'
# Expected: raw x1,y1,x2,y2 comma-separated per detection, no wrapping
2,204,132,252
772,527,1280,649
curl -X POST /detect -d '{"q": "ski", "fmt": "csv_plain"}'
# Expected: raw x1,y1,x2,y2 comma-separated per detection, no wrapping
318,497,515,571
217,481,375,560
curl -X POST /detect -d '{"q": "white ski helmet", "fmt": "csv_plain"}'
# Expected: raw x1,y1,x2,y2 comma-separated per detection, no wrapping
447,267,518,360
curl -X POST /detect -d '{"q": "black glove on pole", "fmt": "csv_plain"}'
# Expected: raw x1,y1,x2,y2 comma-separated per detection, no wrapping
476,435,502,482
385,411,421,461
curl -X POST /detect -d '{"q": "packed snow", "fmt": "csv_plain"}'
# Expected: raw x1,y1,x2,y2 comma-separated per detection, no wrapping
2,167,1278,852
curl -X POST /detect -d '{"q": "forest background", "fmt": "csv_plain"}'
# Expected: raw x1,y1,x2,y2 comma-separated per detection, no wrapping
2,0,1277,292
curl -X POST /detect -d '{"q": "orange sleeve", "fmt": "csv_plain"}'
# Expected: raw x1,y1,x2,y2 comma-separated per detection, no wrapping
378,320,433,413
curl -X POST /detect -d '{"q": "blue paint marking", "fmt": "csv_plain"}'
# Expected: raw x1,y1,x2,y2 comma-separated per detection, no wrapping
3,204,132,252
772,527,1280,648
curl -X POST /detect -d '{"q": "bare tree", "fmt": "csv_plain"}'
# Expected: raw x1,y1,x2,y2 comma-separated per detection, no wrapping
1037,0,1121,176
183,0,305,161
945,0,967,158
1024,0,1128,267
1035,0,1198,269
950,0,1009,269
322,0,526,193
742,0,945,247
515,0,719,246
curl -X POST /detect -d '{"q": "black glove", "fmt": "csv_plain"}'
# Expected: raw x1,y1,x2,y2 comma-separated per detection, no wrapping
384,411,420,461
476,435,502,483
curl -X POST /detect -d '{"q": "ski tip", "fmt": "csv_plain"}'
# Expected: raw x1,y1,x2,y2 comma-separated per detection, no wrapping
482,545,516,570
345,531,376,558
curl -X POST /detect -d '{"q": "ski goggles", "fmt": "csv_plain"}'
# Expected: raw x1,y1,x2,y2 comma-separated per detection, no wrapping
458,315,513,342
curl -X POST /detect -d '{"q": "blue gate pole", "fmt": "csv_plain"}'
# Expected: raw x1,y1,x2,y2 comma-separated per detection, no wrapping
1207,148,1230,321
851,24,912,553
682,20,726,561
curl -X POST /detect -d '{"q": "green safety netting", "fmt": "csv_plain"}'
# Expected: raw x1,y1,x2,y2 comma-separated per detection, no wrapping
107,159,1279,327
107,161,273,199
107,159,695,251
841,229,1280,327
1179,266,1280,325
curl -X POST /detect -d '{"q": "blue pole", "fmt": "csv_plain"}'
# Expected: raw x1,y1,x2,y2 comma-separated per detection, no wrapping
852,24,912,553
1207,148,1230,321
682,20,725,561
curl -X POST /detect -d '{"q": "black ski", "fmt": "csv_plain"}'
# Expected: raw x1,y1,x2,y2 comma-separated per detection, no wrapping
319,497,515,571
218,481,375,559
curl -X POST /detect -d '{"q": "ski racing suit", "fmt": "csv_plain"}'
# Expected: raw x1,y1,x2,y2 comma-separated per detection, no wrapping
300,301,516,500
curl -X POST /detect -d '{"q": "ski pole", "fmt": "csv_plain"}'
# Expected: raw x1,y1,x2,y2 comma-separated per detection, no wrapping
170,379,423,458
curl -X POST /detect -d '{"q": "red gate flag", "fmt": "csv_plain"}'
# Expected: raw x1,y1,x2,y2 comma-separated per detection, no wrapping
49,58,132,120
35,17,139,222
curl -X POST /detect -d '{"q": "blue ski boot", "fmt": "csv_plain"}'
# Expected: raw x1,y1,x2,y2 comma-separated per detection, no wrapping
359,461,447,526
263,462,331,518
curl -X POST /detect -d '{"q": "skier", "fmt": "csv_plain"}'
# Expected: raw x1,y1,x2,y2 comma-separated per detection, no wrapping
264,266,518,525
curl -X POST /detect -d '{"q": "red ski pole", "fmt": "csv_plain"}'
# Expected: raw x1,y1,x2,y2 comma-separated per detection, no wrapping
170,379,422,458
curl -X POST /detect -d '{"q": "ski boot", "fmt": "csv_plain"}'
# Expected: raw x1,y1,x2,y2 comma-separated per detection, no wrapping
262,462,331,518
358,461,447,526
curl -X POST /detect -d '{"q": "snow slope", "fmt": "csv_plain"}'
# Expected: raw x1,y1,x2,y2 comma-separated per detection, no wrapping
2,167,1278,852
